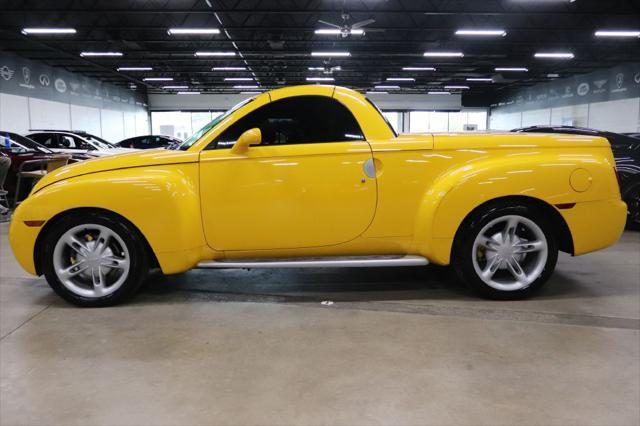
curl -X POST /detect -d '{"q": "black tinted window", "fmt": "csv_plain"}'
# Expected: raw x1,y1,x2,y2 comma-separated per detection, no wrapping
29,133,57,147
208,96,364,150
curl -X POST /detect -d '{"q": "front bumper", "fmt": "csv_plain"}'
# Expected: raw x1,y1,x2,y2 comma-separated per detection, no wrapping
8,202,41,276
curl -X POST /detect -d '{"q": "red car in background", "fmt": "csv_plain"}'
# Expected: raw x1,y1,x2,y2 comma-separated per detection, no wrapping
0,132,93,200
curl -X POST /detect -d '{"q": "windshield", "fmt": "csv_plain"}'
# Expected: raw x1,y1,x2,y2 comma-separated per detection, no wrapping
178,97,255,150
1,132,53,154
82,134,116,149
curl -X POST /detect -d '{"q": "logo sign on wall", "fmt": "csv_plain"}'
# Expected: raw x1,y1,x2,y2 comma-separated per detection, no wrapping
577,82,590,96
39,74,50,86
54,78,67,93
0,51,147,111
19,66,35,89
0,65,15,81
494,62,640,112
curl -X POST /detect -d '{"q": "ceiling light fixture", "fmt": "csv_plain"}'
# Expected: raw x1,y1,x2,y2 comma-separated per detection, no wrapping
306,77,335,81
374,85,400,89
386,77,415,81
80,51,123,57
308,66,342,71
143,77,174,81
117,67,153,71
366,91,388,95
445,85,470,90
233,85,259,89
315,29,364,35
22,28,76,35
212,67,246,71
195,51,236,57
424,51,464,58
428,91,451,95
455,29,507,37
466,78,493,82
177,91,201,95
168,28,220,35
534,52,574,59
495,67,529,72
162,85,189,89
224,77,253,81
402,67,436,71
311,51,351,57
595,30,640,38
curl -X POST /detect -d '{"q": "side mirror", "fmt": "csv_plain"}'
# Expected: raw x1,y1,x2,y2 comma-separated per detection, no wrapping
231,128,262,155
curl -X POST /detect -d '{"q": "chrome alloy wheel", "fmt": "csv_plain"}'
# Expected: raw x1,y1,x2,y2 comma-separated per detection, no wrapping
471,215,548,292
52,224,130,298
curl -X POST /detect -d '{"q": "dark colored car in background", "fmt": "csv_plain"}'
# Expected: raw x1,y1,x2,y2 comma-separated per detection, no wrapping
0,132,93,199
116,135,183,150
1,132,56,198
512,126,640,230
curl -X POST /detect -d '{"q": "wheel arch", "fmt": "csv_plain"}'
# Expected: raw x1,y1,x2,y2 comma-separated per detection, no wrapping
34,207,160,276
451,195,574,260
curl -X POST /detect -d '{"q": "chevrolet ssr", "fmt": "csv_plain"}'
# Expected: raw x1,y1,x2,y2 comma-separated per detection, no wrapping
9,85,627,306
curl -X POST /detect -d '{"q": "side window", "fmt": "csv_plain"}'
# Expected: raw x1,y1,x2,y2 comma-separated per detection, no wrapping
71,136,90,149
60,135,77,149
127,138,141,148
208,96,364,150
30,134,56,147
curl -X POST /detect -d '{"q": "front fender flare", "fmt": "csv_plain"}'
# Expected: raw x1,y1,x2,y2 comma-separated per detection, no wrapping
16,164,209,275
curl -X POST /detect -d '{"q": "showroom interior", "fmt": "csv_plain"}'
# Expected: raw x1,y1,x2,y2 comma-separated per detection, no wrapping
0,0,639,425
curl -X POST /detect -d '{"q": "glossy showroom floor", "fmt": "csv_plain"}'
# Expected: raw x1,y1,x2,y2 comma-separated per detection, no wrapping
1,221,639,426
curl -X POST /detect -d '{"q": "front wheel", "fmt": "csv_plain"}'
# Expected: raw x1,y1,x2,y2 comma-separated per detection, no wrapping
41,212,149,307
452,204,558,299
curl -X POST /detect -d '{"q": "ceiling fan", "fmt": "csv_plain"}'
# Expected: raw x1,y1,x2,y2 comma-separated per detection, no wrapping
308,64,343,75
317,12,380,37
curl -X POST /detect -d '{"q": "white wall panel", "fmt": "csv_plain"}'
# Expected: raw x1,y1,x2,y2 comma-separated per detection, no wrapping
123,112,136,139
521,109,551,127
550,105,589,127
28,98,71,131
148,92,463,111
588,98,640,133
135,111,149,135
489,111,521,130
70,105,101,135
100,109,124,142
0,93,30,134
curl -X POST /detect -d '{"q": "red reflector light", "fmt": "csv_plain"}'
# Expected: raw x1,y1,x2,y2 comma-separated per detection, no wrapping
24,220,45,227
554,203,576,210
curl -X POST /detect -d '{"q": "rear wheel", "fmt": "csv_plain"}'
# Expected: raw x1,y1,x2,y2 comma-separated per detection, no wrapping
452,203,558,299
41,212,148,307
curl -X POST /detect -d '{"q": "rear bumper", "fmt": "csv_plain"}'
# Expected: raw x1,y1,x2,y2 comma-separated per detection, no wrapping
561,198,627,256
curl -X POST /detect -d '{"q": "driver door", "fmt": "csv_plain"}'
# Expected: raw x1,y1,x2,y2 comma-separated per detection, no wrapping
199,95,377,251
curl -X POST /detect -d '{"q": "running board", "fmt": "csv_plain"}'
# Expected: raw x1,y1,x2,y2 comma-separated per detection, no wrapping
196,255,428,269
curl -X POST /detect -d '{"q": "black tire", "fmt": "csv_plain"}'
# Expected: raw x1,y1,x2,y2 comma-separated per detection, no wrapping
452,202,558,300
623,183,640,231
40,211,149,307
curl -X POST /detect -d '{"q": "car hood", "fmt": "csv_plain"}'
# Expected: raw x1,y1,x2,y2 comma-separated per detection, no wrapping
32,148,199,193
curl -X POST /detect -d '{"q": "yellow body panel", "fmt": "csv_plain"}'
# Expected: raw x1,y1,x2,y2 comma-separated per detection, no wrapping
8,85,626,277
199,141,376,250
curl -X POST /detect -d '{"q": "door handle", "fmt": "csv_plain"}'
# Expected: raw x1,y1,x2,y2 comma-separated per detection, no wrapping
363,159,376,179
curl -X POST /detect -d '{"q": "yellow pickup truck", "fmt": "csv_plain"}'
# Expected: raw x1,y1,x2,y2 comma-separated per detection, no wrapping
9,85,626,306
